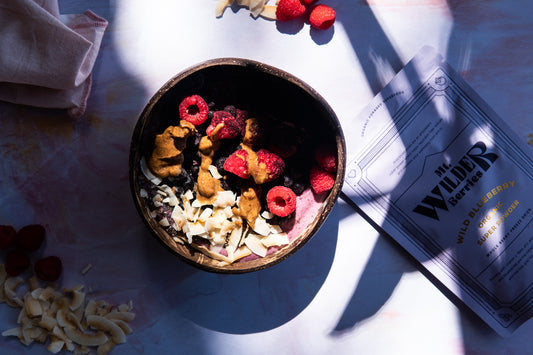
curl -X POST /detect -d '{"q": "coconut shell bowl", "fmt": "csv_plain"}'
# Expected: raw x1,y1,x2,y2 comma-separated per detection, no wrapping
129,58,345,273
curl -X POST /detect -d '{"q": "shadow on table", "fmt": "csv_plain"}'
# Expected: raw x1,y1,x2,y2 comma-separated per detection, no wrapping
153,202,340,334
329,0,520,342
55,1,529,353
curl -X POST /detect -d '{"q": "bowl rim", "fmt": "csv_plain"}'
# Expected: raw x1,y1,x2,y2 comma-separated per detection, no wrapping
129,57,346,273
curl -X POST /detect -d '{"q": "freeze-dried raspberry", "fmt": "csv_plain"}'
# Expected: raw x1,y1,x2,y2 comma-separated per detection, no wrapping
224,105,248,128
309,165,335,194
267,186,297,217
256,149,285,183
235,109,248,126
0,225,16,250
206,111,245,139
314,144,337,173
179,95,209,125
5,250,30,277
15,224,45,251
34,256,62,282
224,149,250,179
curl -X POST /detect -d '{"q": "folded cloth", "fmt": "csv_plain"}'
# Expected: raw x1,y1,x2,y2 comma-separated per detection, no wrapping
0,0,108,118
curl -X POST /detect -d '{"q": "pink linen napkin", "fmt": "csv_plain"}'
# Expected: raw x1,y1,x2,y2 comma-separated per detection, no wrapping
0,0,108,118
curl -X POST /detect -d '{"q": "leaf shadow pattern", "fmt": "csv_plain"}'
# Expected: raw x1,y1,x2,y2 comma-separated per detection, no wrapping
329,0,518,339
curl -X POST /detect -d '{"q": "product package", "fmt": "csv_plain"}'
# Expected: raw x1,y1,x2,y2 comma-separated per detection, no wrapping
342,46,533,336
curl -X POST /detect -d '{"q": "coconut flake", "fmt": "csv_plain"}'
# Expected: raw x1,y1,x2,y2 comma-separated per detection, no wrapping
186,222,207,237
183,190,194,201
270,224,283,233
209,165,223,179
245,234,268,257
215,0,233,17
159,218,170,227
171,205,187,229
261,210,274,219
222,206,234,218
213,190,236,208
191,199,203,208
253,217,271,236
226,226,242,253
262,232,289,248
198,208,213,223
249,0,267,18
140,157,162,185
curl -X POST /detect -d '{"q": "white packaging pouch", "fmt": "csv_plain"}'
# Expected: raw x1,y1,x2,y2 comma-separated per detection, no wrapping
342,46,533,336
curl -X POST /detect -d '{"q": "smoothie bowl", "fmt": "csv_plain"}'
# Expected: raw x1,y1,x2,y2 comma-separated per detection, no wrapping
129,58,345,273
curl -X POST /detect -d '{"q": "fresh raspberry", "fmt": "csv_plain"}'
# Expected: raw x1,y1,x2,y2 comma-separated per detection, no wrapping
34,256,62,282
15,224,45,251
206,111,245,140
309,165,335,194
276,0,306,21
309,4,336,30
256,149,285,183
179,95,209,125
0,225,16,250
224,149,250,179
314,144,338,173
300,0,318,5
5,250,30,277
267,186,297,217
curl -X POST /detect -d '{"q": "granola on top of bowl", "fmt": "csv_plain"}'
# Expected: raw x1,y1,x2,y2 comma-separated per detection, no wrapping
138,94,337,265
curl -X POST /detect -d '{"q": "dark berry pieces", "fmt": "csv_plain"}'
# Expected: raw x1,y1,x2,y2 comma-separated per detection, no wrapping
223,174,245,194
34,256,62,282
182,171,195,191
187,132,202,148
282,175,293,188
291,182,305,196
0,225,16,250
15,224,45,251
267,186,297,217
189,161,200,179
179,95,209,125
5,249,30,277
214,156,227,172
223,105,237,117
